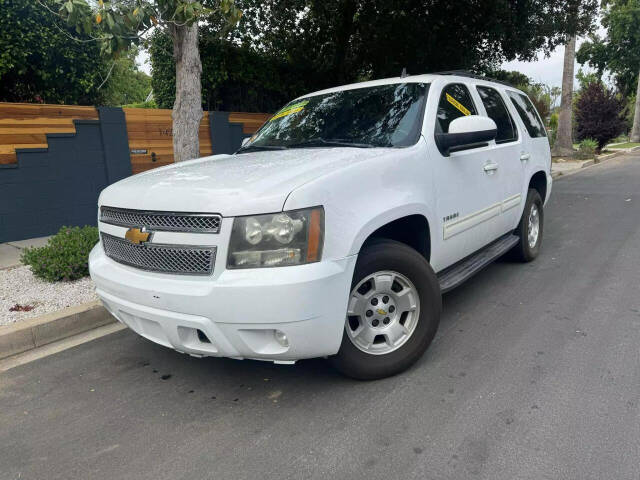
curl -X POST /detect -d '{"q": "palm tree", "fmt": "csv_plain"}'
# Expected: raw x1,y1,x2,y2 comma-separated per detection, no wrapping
552,36,577,157
631,72,640,142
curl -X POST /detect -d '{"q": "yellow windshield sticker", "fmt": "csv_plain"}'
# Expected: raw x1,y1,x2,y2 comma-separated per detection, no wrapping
446,93,471,116
271,100,309,121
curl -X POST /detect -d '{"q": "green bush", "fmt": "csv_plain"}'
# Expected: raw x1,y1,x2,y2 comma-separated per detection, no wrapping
149,30,308,112
575,138,598,160
575,81,627,150
123,99,158,109
21,226,99,282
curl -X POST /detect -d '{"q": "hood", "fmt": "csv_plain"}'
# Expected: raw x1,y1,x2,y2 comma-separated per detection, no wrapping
99,147,393,216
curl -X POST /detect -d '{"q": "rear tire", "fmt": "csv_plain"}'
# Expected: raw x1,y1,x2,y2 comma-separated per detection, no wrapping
512,188,544,262
330,240,441,380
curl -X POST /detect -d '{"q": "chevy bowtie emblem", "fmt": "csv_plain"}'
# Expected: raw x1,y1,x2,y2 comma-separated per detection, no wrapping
125,227,151,245
376,308,387,316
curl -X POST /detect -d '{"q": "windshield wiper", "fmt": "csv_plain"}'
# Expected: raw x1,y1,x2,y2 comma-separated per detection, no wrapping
237,144,288,154
287,138,379,149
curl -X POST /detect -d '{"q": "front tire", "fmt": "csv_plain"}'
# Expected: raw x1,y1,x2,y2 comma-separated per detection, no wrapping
512,188,544,262
330,240,441,380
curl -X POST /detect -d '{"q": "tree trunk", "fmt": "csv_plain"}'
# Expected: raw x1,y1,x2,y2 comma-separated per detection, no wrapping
630,71,640,143
170,14,202,163
552,36,577,157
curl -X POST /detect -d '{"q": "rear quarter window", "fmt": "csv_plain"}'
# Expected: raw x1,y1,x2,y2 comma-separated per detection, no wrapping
507,91,547,138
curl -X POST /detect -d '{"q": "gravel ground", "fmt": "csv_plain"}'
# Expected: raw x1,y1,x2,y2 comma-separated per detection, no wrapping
0,266,97,326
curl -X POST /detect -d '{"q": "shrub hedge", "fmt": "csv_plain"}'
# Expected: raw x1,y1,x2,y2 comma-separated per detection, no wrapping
21,226,99,282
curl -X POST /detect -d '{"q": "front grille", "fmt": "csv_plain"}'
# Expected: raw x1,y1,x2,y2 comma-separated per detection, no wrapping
100,206,221,233
101,233,216,275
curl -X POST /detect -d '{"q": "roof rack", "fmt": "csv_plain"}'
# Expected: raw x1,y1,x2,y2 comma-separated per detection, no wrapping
432,70,514,87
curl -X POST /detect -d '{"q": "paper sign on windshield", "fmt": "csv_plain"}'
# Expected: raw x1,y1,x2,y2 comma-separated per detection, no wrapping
271,100,309,121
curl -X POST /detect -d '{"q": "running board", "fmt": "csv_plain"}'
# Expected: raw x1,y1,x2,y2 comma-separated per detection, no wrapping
437,234,519,294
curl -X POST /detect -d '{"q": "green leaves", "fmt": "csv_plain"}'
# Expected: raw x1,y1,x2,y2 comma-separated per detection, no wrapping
51,0,242,59
148,28,305,111
225,0,598,86
0,0,108,104
21,226,99,282
577,0,640,95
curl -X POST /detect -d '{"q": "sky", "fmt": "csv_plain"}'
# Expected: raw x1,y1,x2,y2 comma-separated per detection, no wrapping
503,46,572,89
502,32,607,90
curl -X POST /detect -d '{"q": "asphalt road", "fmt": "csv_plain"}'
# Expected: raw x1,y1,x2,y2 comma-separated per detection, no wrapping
2,154,640,480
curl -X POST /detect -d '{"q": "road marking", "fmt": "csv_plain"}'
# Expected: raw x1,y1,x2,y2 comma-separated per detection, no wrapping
0,323,126,373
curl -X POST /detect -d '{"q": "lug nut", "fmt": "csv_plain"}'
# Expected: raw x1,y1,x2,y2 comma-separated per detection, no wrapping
372,319,380,327
389,305,395,313
366,310,373,317
371,298,378,306
382,295,389,304
383,317,390,324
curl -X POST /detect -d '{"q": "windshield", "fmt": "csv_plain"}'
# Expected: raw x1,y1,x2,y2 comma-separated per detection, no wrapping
238,83,429,152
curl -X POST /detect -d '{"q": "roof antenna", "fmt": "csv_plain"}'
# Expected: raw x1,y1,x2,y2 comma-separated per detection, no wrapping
401,67,408,78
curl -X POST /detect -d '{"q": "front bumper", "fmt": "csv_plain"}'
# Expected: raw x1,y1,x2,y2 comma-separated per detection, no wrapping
89,244,357,361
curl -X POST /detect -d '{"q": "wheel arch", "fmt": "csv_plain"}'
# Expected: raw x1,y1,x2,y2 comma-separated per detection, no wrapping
353,209,432,261
529,170,548,203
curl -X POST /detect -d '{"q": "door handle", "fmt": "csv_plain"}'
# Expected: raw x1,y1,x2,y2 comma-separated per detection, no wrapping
483,162,499,174
520,152,531,162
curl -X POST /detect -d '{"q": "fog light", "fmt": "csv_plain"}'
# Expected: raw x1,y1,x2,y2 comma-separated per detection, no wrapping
274,330,289,347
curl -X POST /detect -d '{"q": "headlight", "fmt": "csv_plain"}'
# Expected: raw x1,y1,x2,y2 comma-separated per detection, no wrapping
227,207,324,269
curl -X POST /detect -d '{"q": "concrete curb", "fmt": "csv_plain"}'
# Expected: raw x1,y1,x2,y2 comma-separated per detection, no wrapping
595,150,624,162
0,301,115,360
608,145,640,153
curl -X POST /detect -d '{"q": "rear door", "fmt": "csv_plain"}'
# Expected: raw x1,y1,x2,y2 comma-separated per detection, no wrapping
474,84,525,231
427,81,504,270
506,90,551,210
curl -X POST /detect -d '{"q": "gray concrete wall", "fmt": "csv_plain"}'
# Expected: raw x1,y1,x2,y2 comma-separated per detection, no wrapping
0,108,131,243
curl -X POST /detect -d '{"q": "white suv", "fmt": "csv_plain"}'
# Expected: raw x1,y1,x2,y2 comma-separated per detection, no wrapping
89,72,552,379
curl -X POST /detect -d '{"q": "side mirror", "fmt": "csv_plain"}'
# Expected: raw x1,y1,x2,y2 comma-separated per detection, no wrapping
241,137,251,147
435,115,497,156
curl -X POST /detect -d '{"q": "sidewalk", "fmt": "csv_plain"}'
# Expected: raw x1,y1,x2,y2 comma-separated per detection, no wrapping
551,158,594,177
0,236,51,269
551,145,640,178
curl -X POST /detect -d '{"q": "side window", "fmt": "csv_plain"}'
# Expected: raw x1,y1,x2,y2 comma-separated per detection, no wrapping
436,83,477,133
476,86,518,144
507,91,547,138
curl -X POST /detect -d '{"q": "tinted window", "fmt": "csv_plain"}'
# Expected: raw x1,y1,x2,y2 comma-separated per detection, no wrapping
507,92,547,137
436,83,477,133
477,86,517,144
241,83,428,150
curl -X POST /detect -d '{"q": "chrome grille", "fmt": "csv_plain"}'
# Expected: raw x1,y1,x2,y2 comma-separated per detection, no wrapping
101,233,216,275
100,206,221,233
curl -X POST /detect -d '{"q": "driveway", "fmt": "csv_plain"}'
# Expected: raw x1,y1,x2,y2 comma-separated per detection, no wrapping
1,154,639,480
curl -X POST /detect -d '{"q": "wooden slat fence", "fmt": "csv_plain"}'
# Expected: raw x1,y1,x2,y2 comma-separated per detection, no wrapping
124,108,214,174
0,103,98,165
0,103,271,173
123,109,271,174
